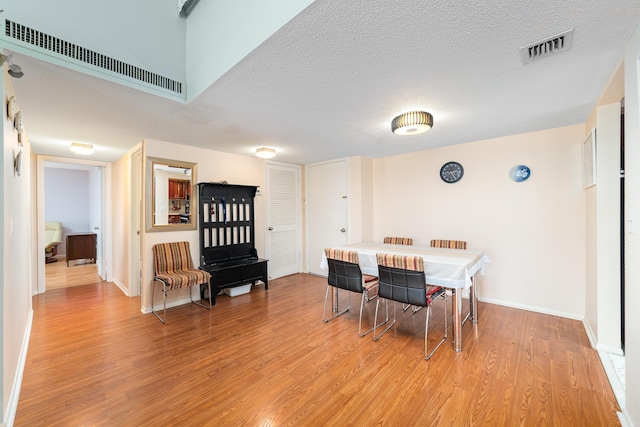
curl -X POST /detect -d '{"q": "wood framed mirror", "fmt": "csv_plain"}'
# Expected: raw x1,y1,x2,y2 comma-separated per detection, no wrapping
145,156,197,232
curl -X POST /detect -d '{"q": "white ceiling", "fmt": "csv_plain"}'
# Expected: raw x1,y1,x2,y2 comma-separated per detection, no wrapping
7,0,640,165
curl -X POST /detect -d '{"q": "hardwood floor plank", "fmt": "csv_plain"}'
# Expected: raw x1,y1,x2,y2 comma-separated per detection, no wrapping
15,274,620,426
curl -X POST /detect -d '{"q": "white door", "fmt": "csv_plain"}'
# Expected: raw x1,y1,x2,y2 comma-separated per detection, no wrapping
88,166,104,280
265,162,302,279
306,159,348,276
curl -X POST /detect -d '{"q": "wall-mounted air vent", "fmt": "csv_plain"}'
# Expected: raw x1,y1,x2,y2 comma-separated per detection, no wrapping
5,20,183,95
519,29,574,64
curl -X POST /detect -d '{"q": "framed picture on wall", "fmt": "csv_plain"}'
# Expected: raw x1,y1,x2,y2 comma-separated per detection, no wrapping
583,128,596,188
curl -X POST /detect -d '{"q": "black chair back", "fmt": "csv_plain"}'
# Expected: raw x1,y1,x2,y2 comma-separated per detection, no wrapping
377,264,426,307
327,258,364,293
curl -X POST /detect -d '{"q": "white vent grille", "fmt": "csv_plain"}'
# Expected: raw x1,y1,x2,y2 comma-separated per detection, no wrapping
519,29,574,64
5,20,183,95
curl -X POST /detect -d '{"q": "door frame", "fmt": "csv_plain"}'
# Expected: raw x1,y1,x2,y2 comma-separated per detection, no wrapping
130,149,142,296
36,155,113,294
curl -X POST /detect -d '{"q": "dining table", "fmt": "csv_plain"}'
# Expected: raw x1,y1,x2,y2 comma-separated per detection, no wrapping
320,242,489,352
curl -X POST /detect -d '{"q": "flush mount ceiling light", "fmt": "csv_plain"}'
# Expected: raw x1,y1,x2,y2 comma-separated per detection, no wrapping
256,147,276,159
69,142,94,155
391,111,433,135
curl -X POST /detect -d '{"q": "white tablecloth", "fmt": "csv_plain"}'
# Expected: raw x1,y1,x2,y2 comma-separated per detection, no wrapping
320,242,489,289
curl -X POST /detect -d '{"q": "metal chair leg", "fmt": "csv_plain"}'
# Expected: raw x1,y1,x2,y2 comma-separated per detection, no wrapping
153,280,212,324
359,292,389,337
425,295,448,360
323,285,350,323
373,299,395,342
152,279,168,324
189,282,212,310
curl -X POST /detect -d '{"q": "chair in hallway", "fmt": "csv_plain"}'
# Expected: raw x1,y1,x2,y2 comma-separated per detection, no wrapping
152,241,212,324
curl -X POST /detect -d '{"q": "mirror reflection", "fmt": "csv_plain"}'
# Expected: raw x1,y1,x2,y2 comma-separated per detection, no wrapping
154,164,192,225
145,157,197,232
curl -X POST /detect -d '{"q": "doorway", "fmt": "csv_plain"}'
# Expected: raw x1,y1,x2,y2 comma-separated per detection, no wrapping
36,155,112,294
306,159,348,276
265,162,302,279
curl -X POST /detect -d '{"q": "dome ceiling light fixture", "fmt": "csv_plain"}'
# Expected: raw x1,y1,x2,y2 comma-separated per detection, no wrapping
69,142,94,155
391,111,433,135
256,147,276,159
0,53,24,78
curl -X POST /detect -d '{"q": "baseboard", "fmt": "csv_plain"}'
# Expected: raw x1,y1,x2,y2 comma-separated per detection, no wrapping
4,308,33,427
478,296,583,321
112,278,130,297
598,350,626,410
141,295,193,315
582,318,597,348
618,408,635,427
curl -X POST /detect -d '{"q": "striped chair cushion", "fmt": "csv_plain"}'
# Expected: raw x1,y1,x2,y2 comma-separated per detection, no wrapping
155,269,211,290
153,242,210,290
376,253,424,272
430,239,467,250
363,274,379,297
383,237,414,245
325,248,359,264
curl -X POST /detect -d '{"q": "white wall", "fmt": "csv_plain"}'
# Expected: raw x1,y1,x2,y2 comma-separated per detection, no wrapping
2,61,35,427
372,124,586,318
111,151,132,295
347,156,374,244
44,167,91,255
185,0,314,100
140,139,267,311
623,21,640,427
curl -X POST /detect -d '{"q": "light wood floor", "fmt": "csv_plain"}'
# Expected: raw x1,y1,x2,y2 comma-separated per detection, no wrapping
45,257,101,290
16,274,620,426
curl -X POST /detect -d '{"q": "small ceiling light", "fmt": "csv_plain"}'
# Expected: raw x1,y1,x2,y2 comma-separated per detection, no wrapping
391,111,433,135
69,142,94,155
0,53,24,78
256,147,276,159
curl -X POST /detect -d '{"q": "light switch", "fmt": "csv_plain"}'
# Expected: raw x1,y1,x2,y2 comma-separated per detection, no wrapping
626,210,637,234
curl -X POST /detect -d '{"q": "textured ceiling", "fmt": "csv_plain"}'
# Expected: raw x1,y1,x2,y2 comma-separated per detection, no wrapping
8,0,640,164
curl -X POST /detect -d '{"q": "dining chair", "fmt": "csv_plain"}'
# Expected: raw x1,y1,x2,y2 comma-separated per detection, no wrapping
430,239,471,326
152,241,212,324
373,253,448,360
430,239,467,249
383,236,416,311
324,248,388,337
383,236,414,245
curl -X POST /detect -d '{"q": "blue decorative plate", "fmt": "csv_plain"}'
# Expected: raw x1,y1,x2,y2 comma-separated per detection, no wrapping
509,165,531,182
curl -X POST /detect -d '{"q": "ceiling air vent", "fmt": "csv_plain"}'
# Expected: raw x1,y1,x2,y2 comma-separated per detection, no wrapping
4,19,183,95
519,29,574,64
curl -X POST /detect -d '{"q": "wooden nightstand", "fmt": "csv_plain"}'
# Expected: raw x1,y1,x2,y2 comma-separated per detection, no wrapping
66,233,97,267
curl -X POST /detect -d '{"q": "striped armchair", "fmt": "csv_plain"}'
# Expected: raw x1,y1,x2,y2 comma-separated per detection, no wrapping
383,236,414,245
152,242,212,323
324,248,387,337
374,253,447,360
